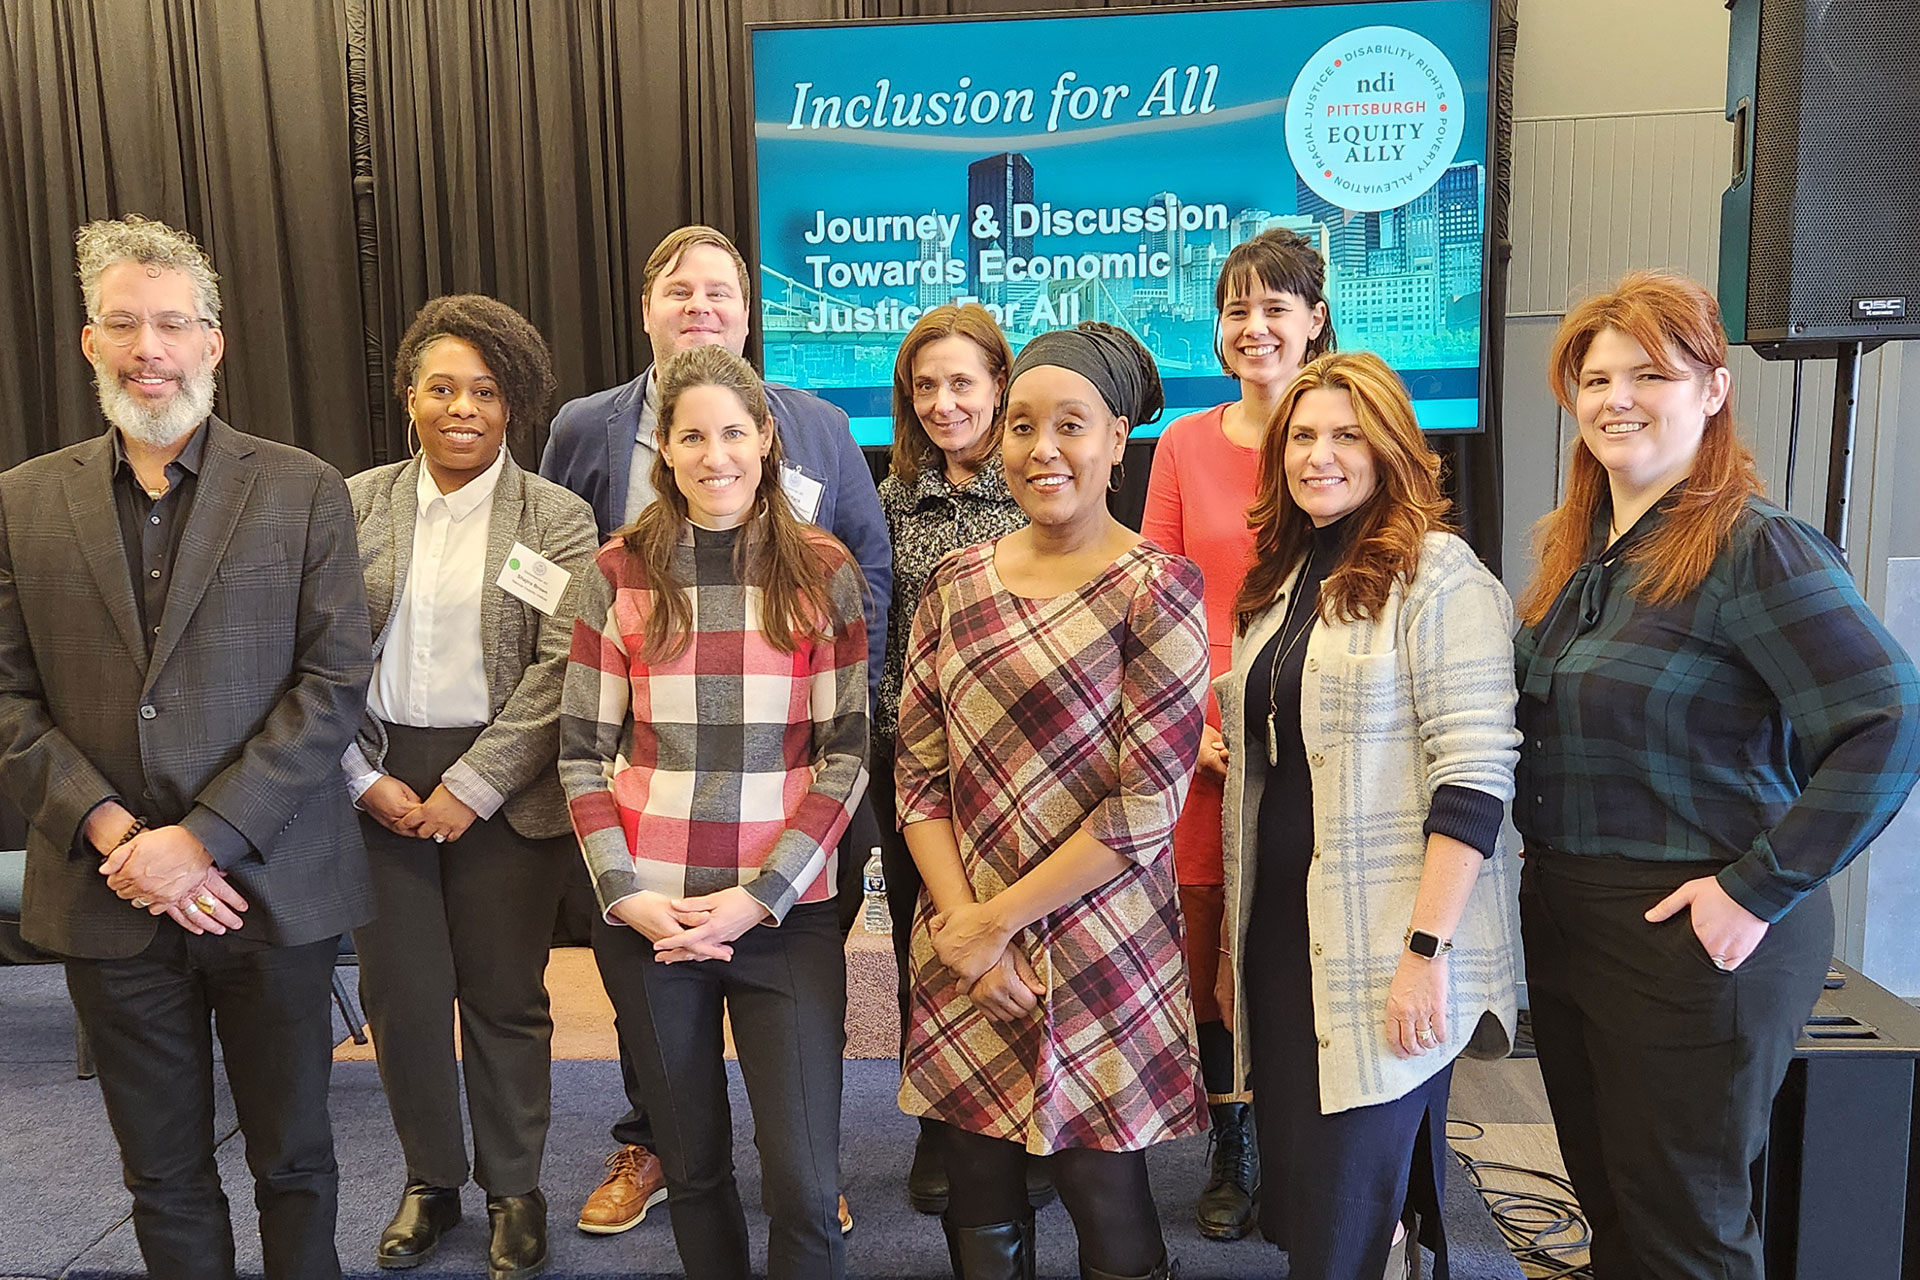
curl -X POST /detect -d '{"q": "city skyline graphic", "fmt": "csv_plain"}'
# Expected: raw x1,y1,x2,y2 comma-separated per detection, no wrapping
748,0,1495,440
763,147,1485,404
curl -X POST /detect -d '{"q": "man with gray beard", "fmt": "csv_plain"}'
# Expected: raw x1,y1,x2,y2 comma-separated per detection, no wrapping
0,215,374,1280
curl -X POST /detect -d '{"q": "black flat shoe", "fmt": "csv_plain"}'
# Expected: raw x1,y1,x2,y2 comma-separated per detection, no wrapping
486,1188,549,1280
375,1183,461,1269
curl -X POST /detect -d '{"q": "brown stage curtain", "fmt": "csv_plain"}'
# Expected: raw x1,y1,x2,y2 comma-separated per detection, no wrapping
0,0,371,470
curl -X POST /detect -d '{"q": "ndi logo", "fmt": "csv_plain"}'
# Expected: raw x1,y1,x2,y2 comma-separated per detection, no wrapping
1285,26,1464,214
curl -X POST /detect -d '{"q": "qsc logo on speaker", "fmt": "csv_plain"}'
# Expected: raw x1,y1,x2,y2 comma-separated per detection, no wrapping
1285,26,1464,214
1852,297,1908,321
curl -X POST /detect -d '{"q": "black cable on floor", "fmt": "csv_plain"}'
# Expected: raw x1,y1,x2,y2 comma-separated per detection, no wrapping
1448,1118,1594,1279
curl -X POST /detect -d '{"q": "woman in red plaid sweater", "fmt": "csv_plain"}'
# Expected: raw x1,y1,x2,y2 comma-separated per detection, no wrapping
559,344,869,1280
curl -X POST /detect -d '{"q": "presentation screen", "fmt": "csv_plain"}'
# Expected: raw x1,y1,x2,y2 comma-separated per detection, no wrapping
745,0,1496,446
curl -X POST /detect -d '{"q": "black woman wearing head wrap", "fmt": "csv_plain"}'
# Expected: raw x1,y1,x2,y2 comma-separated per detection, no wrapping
891,322,1209,1280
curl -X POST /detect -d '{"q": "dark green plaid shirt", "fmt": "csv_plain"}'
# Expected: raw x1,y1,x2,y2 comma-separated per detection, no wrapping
1514,496,1920,922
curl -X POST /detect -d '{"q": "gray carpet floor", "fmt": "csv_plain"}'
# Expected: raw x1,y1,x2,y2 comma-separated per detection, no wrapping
1,962,1521,1279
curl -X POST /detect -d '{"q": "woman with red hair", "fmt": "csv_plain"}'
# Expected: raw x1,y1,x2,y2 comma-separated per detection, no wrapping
1217,350,1520,1278
1515,270,1920,1279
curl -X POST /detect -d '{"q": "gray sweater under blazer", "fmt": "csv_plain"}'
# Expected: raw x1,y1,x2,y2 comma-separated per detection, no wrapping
343,453,599,840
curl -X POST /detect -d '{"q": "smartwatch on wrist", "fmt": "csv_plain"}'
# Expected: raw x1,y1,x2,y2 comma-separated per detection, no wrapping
1405,928,1454,959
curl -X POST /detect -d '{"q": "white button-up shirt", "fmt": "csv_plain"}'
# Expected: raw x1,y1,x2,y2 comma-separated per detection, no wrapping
366,450,503,730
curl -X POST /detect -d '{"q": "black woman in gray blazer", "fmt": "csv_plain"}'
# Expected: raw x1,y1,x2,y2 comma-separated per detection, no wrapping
342,296,598,1280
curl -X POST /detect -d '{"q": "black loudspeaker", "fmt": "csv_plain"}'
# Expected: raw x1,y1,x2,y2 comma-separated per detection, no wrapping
1720,0,1920,358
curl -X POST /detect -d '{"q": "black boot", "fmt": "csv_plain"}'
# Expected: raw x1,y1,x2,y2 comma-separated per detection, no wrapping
909,1119,950,1213
1195,1100,1259,1240
375,1183,461,1269
1081,1255,1178,1280
1025,1154,1057,1209
485,1188,548,1280
942,1215,1036,1280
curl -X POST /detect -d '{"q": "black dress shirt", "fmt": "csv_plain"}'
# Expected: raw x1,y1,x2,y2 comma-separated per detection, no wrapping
111,424,206,651
100,424,250,866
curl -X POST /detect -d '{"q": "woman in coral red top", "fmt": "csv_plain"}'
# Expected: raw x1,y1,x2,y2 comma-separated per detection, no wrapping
1138,227,1332,1239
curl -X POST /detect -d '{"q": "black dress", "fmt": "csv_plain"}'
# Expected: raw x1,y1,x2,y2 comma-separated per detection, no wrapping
1240,516,1451,1279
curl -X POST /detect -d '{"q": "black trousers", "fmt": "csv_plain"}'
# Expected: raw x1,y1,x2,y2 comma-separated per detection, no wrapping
65,925,342,1280
1521,852,1831,1280
868,738,919,1054
607,796,873,1152
593,900,846,1280
354,723,572,1196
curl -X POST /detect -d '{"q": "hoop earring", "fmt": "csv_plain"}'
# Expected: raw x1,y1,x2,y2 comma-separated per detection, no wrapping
405,414,421,458
1108,459,1127,493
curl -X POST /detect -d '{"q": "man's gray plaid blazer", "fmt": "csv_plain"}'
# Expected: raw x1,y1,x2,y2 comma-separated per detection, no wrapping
0,417,375,958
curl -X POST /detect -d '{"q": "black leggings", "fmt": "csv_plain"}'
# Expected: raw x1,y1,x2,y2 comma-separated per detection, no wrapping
940,1122,1164,1275
1197,1019,1234,1095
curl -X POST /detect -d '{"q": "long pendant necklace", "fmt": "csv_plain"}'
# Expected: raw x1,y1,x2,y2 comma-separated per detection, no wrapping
1263,544,1317,768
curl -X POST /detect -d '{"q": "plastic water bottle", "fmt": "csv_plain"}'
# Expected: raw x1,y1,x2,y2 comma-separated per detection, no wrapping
862,847,890,936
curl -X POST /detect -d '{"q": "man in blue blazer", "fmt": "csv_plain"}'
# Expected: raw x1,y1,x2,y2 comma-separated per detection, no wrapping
540,226,890,684
540,225,889,1237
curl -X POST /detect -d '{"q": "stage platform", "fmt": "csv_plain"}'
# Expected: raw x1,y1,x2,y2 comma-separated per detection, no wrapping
0,959,1523,1279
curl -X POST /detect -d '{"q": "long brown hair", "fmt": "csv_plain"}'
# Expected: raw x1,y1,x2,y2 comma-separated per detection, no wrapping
1516,270,1761,626
1235,352,1452,630
888,304,1013,487
618,345,843,662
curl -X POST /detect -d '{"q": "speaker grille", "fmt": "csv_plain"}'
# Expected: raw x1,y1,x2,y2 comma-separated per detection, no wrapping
1747,0,1920,339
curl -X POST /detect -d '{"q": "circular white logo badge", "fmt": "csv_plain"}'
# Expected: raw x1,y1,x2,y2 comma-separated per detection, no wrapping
1285,26,1465,214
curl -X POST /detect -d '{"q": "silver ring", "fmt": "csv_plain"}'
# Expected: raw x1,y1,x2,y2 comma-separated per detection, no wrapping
132,897,151,909
1711,955,1733,971
432,832,446,844
184,900,203,915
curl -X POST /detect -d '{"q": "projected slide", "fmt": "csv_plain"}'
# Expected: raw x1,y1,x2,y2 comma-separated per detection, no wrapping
747,1,1494,445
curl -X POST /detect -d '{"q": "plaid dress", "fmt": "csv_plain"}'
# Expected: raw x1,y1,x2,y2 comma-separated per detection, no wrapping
895,539,1210,1153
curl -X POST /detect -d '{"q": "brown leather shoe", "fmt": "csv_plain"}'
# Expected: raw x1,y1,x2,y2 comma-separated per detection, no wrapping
575,1146,667,1235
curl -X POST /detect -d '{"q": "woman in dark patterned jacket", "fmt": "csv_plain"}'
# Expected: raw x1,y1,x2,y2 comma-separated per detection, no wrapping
873,303,1028,1213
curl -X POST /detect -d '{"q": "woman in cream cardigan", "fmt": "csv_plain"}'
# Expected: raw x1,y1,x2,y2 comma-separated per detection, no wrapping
1215,351,1519,1279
